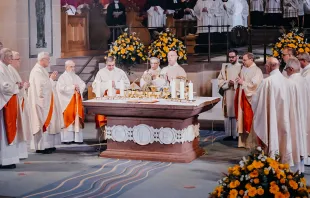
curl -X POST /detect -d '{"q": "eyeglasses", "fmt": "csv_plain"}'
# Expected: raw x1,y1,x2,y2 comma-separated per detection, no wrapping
282,53,289,56
229,56,236,58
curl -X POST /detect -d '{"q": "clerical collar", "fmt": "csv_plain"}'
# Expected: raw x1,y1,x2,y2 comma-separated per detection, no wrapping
269,68,280,76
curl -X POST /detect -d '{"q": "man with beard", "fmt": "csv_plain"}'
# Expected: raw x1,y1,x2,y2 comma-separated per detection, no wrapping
218,50,242,141
56,60,86,144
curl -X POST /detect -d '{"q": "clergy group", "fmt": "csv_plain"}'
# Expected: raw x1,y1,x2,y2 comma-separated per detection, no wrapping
0,48,186,169
218,49,310,173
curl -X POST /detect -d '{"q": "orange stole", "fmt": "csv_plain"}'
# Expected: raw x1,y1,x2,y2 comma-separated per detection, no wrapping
234,87,253,133
3,95,18,145
43,93,54,132
95,89,120,128
63,92,85,129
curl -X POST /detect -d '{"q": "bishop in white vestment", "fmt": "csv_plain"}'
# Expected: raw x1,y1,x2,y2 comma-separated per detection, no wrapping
0,48,20,168
235,53,263,149
218,50,242,140
252,57,296,166
8,51,31,159
285,57,308,172
57,60,86,144
28,52,63,154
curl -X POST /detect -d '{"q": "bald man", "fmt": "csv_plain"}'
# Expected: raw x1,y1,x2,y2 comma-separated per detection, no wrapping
56,60,86,144
160,51,187,89
252,57,297,166
285,57,308,173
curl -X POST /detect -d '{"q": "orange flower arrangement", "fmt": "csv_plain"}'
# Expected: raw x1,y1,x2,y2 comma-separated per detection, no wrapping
209,147,309,198
272,28,310,61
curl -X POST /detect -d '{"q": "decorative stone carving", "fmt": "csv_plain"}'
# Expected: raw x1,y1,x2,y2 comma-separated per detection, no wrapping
106,124,200,145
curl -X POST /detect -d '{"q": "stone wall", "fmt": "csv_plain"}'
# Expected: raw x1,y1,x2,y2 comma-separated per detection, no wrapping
0,0,61,81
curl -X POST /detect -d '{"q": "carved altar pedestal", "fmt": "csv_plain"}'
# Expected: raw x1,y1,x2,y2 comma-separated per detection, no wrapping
83,97,220,163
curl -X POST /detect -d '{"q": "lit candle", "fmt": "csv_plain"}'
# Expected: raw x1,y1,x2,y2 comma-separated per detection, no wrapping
95,80,101,98
179,81,185,99
170,79,176,99
188,81,193,101
120,79,124,96
108,80,113,97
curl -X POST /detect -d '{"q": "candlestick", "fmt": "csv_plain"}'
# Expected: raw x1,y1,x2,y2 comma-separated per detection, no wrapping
120,79,124,96
95,80,101,98
170,79,176,99
179,81,185,99
188,81,193,101
108,80,113,97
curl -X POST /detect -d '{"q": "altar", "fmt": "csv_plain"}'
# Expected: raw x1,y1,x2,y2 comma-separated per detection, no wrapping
83,97,220,163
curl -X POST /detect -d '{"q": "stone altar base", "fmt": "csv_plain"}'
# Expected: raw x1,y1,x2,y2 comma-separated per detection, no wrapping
102,138,203,163
101,116,204,163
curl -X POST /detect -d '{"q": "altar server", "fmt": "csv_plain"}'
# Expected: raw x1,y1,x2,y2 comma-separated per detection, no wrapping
145,0,166,28
252,57,297,166
250,0,264,26
8,51,31,159
106,0,126,26
305,0,310,28
28,52,63,154
235,52,263,149
0,48,20,169
140,57,166,89
283,0,299,26
218,50,242,141
194,0,216,33
298,0,305,28
160,51,187,82
264,0,282,26
221,0,243,32
57,60,86,144
240,0,249,27
285,57,308,172
177,0,197,20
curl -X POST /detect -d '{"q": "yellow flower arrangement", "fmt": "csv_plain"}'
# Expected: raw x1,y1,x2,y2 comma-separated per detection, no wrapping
209,147,309,198
148,29,187,63
272,28,309,61
108,31,147,65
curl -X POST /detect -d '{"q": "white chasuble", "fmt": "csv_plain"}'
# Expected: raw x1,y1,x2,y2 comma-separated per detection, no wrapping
28,64,62,151
57,71,86,143
0,61,20,165
92,67,130,96
140,67,166,88
252,69,295,166
8,65,31,159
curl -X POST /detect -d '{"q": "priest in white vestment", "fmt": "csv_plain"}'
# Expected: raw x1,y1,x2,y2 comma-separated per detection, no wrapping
92,56,130,140
218,50,242,140
8,51,31,159
160,51,187,89
284,57,308,172
194,0,216,33
0,48,20,169
28,52,63,154
235,52,263,148
252,57,296,166
298,52,310,165
57,60,86,144
140,57,166,90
